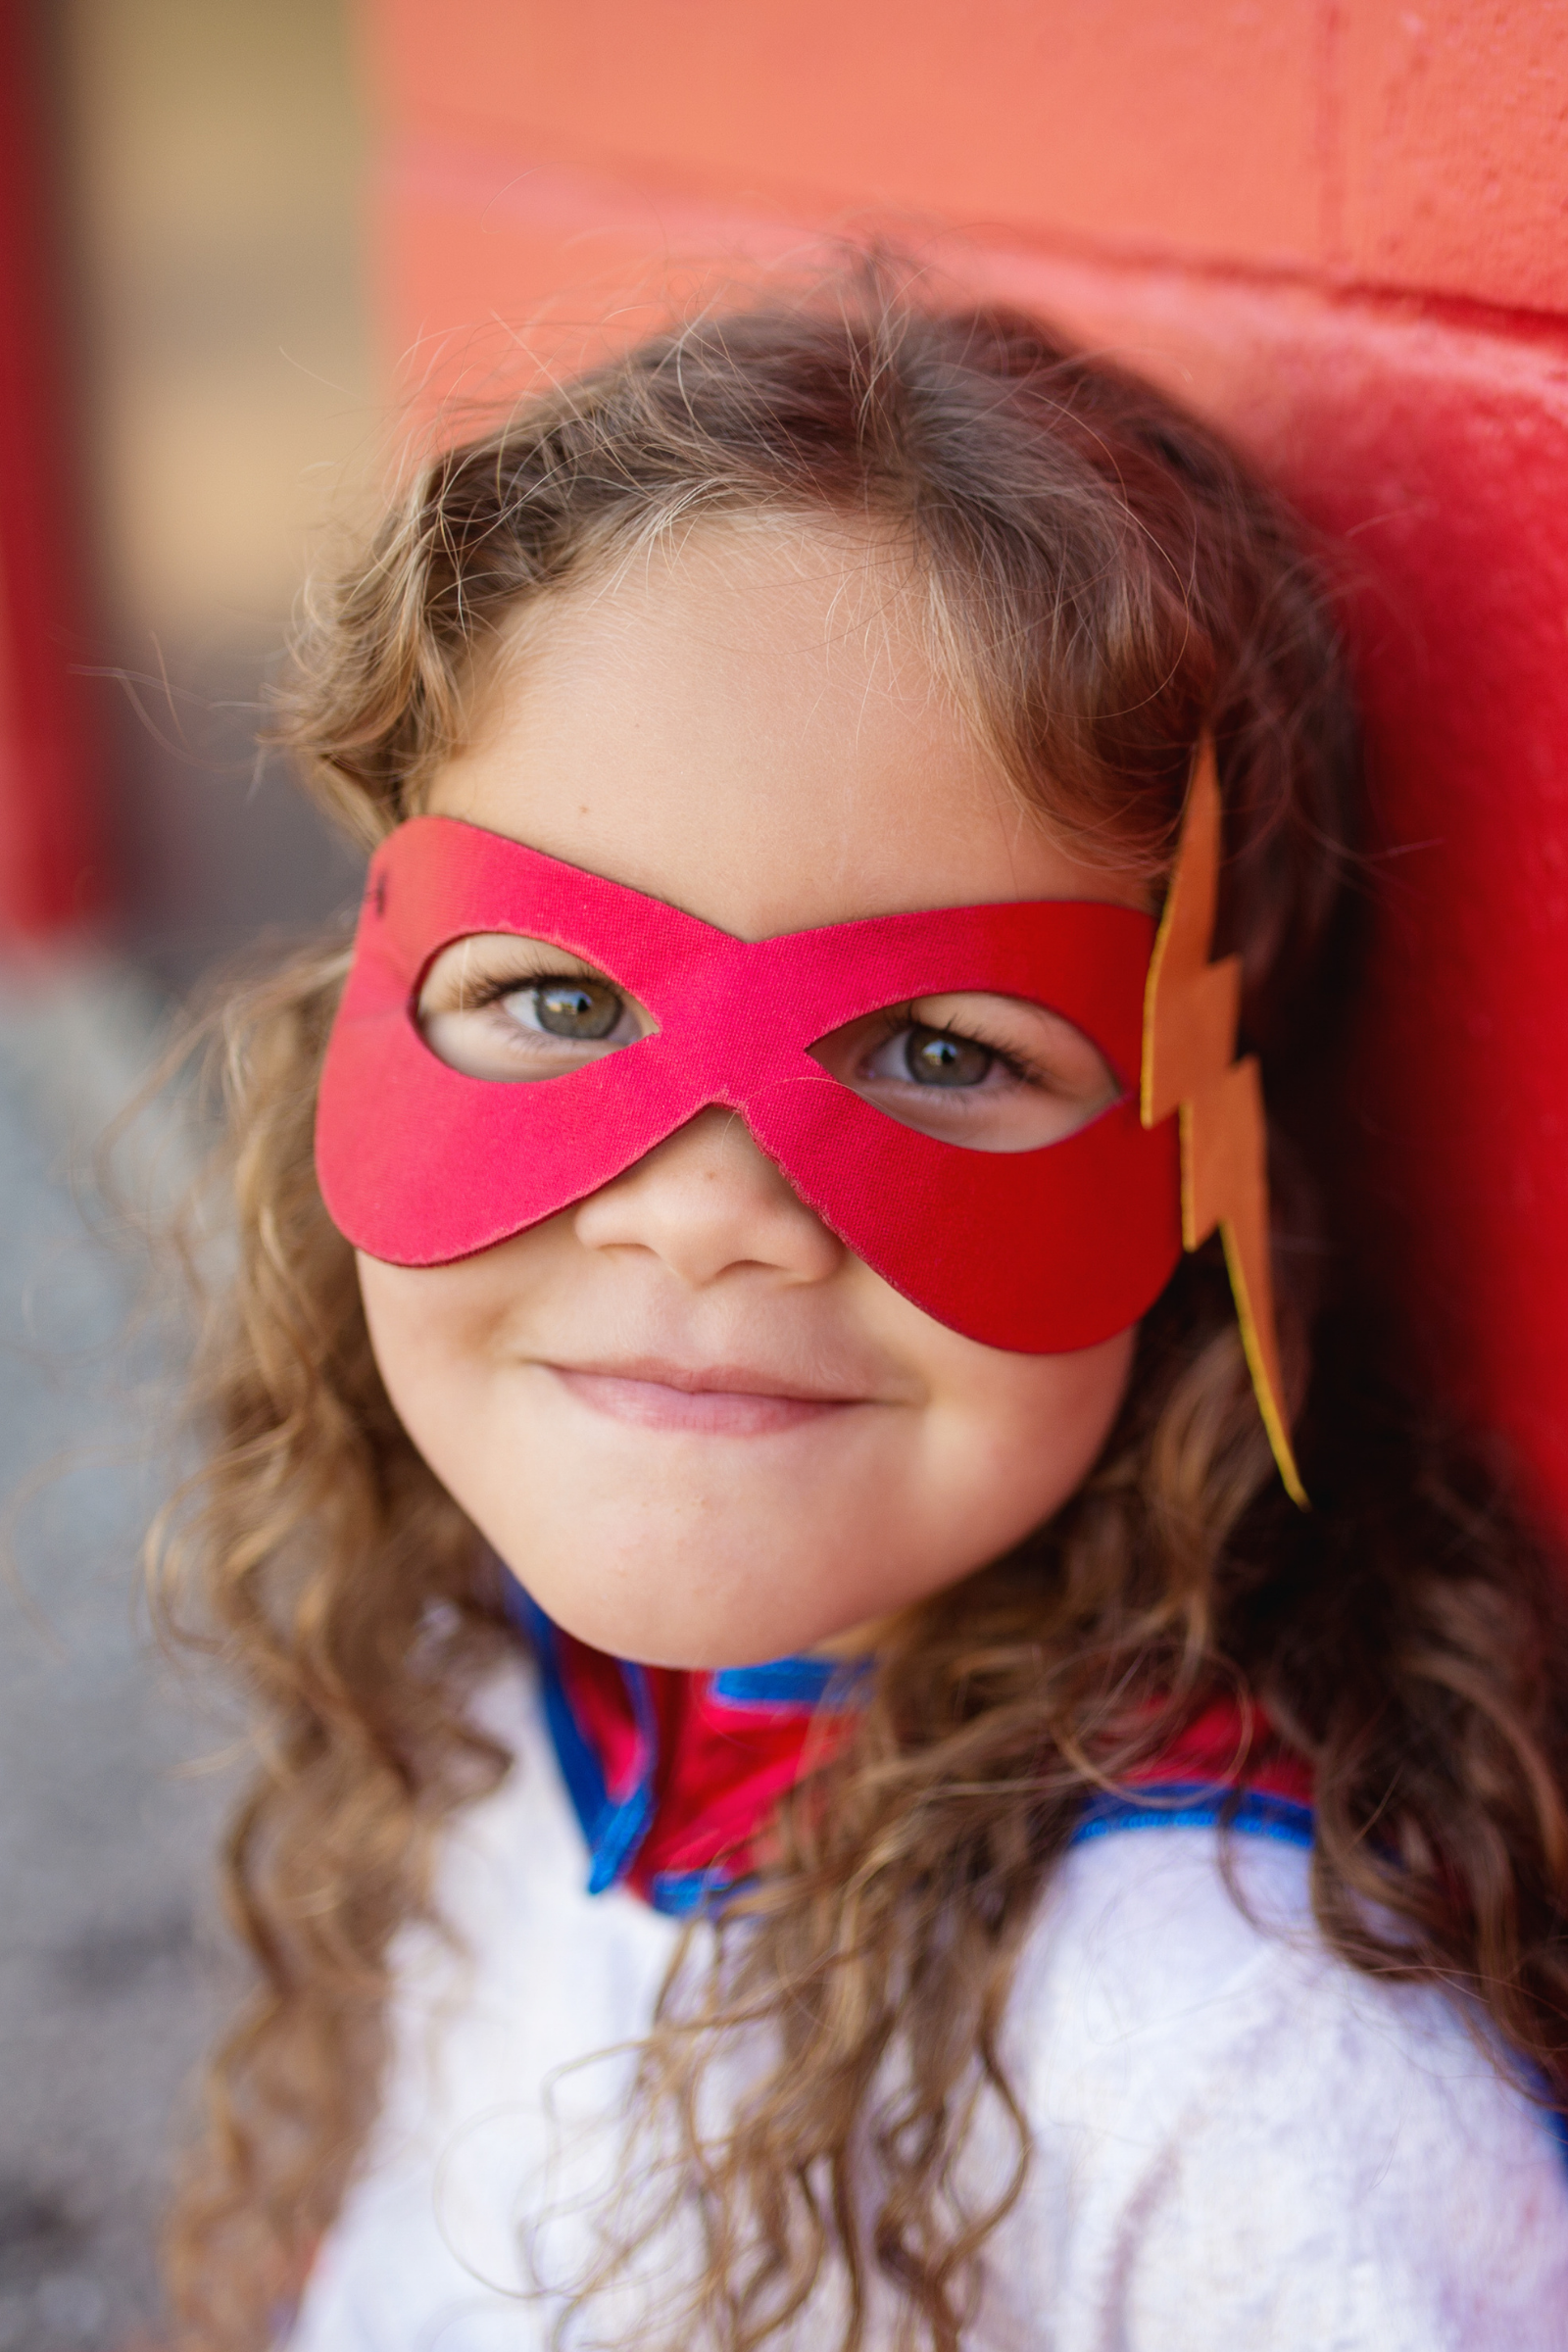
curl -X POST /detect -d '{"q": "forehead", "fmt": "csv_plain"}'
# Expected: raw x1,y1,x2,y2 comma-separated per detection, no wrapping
425,519,1145,941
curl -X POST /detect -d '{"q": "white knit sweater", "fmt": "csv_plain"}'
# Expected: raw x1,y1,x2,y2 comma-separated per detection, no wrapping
288,1659,1568,2350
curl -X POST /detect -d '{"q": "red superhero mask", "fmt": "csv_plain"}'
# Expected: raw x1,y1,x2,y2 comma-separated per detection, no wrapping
315,744,1303,1494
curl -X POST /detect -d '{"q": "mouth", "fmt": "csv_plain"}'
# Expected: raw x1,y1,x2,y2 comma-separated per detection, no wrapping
543,1355,872,1436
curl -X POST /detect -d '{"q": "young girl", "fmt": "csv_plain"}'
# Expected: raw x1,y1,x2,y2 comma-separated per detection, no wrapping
160,276,1568,2351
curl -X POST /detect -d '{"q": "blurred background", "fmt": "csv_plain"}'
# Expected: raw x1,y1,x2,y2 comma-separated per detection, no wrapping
23,0,373,978
5,2,1568,2345
1,5,371,2345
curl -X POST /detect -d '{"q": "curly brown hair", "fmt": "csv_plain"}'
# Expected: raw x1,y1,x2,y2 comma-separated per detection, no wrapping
156,270,1568,2352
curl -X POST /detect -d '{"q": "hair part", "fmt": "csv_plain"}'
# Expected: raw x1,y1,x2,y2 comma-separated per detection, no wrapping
158,266,1568,2351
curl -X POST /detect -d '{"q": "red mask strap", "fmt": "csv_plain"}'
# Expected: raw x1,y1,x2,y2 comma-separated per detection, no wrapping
1141,738,1306,1508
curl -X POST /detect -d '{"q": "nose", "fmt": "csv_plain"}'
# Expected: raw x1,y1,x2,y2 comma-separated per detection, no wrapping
571,1106,845,1292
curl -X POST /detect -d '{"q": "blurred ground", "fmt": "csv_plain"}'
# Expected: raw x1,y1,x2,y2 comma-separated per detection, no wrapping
0,968,237,2351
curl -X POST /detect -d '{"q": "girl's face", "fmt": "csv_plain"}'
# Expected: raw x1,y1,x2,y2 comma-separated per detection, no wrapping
357,523,1146,1668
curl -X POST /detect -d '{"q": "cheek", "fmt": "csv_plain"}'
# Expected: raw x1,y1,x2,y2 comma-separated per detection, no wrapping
355,1245,527,1459
910,1319,1136,1544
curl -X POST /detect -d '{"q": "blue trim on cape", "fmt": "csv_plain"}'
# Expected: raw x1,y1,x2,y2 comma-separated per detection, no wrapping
655,1788,1319,1921
1072,1783,1315,1851
710,1655,867,1712
648,1866,738,1918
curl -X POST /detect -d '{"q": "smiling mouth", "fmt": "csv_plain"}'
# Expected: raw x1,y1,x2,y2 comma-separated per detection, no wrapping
545,1358,869,1436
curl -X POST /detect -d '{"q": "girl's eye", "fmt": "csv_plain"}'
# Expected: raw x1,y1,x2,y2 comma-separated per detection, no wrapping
524,979,625,1040
810,992,1120,1153
416,934,653,1082
901,1027,993,1089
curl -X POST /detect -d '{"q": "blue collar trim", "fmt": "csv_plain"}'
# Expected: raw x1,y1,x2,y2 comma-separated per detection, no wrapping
710,1655,867,1712
1073,1783,1315,1850
506,1581,859,1902
509,1584,657,1894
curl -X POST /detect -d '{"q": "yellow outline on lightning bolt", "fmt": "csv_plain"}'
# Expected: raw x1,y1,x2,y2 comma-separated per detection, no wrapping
1141,739,1306,1506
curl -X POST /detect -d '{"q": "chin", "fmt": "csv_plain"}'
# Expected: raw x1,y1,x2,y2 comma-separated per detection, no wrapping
495,1547,855,1671
481,1482,895,1665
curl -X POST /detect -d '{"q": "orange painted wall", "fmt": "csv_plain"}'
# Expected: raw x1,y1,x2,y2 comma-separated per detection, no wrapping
356,1,1568,1529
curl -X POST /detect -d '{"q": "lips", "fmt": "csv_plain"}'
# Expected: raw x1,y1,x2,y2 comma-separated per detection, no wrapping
545,1355,870,1435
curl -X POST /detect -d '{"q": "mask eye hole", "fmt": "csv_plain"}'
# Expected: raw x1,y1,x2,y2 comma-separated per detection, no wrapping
416,933,655,1082
809,993,1121,1152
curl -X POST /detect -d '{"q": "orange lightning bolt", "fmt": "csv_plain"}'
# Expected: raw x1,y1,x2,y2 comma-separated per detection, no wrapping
1141,739,1306,1507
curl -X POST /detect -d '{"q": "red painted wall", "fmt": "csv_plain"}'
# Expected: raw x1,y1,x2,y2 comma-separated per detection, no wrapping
357,1,1568,1528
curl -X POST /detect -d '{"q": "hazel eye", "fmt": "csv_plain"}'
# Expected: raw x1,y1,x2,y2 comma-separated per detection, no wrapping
523,979,625,1040
809,990,1121,1152
903,1027,993,1088
416,932,654,1082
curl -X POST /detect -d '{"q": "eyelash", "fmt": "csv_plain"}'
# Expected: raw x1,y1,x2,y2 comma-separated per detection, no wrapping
870,1003,1047,1089
449,961,604,1014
